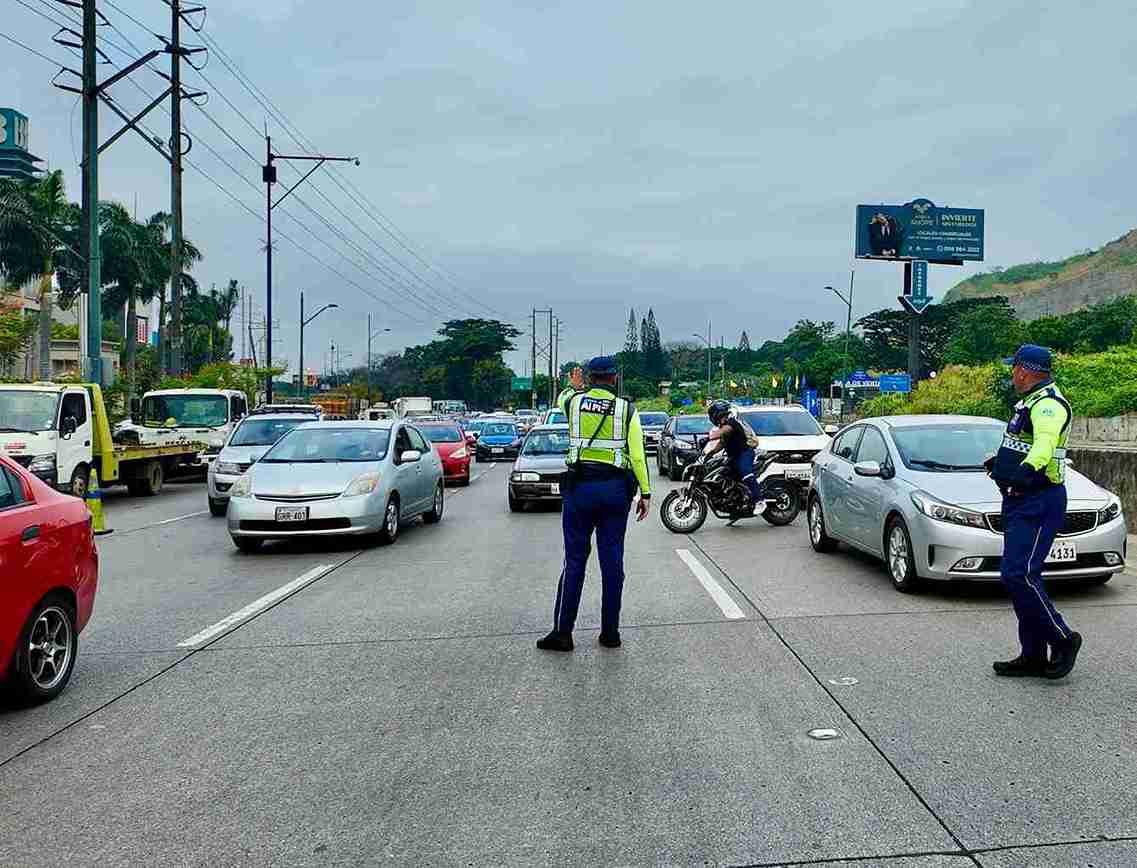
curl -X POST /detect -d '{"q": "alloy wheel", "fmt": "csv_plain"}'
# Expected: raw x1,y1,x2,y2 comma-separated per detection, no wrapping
386,502,399,539
28,606,73,691
809,501,823,544
889,525,909,581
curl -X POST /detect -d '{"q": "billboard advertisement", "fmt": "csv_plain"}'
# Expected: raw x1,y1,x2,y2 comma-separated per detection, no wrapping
855,198,983,263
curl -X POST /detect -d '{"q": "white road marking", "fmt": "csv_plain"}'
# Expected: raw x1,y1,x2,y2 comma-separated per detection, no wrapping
155,510,208,525
675,549,746,620
176,563,335,647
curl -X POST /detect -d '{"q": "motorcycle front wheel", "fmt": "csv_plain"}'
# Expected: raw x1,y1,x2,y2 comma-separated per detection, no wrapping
661,489,708,534
760,482,801,526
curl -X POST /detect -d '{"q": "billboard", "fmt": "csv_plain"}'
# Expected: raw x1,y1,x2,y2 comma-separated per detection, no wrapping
855,198,983,264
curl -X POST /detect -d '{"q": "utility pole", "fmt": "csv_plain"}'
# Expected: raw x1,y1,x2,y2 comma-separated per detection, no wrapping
548,310,554,408
81,0,100,384
167,0,185,374
262,141,358,402
365,314,389,407
530,308,537,410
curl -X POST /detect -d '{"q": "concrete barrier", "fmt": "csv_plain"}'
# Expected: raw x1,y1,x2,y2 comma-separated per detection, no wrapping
1068,413,1137,445
1068,446,1137,532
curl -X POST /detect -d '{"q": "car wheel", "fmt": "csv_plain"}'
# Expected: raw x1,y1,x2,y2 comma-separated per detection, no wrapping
808,495,839,553
12,594,79,703
423,482,444,524
885,517,922,593
509,494,523,513
133,460,164,497
69,464,90,499
377,495,400,544
232,536,262,553
208,497,227,517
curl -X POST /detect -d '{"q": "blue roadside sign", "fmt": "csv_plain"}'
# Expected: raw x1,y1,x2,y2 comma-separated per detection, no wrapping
899,259,934,314
803,388,819,417
879,374,912,393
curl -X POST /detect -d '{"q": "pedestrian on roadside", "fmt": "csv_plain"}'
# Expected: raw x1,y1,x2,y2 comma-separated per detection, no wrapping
986,344,1082,679
536,356,651,653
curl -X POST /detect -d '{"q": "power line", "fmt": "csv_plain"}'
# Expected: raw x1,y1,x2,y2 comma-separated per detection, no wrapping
0,28,71,66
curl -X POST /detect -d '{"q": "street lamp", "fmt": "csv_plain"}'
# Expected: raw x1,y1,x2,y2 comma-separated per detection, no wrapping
692,329,712,400
367,312,392,407
825,270,855,423
299,291,337,399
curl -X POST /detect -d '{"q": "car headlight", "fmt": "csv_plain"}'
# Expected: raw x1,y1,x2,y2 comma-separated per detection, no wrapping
343,473,381,497
910,490,988,529
1098,496,1121,525
28,454,56,473
451,447,468,459
215,461,243,475
674,440,696,451
512,471,539,482
229,475,252,498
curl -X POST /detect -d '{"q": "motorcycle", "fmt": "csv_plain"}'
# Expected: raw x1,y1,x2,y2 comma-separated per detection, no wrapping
660,449,802,534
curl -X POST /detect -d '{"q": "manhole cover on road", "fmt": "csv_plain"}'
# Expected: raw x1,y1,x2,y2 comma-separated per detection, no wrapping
807,728,842,741
827,677,859,686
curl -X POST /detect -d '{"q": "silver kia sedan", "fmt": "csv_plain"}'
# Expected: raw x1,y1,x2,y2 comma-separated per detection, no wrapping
807,415,1126,592
227,420,445,552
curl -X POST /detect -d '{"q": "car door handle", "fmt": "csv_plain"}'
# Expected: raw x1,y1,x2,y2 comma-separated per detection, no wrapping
21,525,40,542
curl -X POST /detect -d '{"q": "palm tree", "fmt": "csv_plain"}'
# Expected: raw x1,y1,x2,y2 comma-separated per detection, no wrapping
0,171,80,379
145,212,202,372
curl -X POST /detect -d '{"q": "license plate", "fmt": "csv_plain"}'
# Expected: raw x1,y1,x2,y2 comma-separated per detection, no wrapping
550,482,560,494
492,447,504,454
785,468,812,481
1045,540,1077,563
275,506,309,523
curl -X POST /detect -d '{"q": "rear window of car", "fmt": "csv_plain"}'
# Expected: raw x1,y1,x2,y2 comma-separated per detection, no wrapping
421,426,462,443
738,411,822,436
639,413,669,426
483,422,516,436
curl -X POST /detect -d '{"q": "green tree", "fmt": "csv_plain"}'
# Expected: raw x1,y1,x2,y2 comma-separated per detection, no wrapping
943,304,1024,365
641,308,667,379
738,330,751,351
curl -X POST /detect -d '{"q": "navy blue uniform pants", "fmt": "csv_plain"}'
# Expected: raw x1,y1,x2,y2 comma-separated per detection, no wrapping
731,448,761,503
1000,485,1073,660
553,475,634,635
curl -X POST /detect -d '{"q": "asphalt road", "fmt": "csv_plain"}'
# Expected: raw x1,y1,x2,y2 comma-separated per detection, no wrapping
2,462,1136,867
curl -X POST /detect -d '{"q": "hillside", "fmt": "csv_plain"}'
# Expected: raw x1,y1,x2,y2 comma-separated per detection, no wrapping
944,228,1137,319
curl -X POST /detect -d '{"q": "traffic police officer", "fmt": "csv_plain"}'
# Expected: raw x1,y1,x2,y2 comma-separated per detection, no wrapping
537,356,651,652
988,344,1082,679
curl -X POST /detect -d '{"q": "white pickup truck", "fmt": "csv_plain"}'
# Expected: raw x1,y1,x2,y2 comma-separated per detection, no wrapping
116,388,249,471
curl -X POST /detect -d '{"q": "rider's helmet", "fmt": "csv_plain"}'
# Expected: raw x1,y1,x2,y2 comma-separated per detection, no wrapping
707,400,731,426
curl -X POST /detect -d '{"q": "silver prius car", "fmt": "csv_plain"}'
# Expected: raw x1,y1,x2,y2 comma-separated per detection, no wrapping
227,420,445,552
807,415,1126,592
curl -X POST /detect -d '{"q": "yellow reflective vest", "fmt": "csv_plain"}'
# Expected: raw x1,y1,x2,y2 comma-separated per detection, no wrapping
557,386,651,497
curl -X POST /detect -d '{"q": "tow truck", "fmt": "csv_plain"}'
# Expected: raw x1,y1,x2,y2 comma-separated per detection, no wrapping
115,387,249,471
0,382,204,497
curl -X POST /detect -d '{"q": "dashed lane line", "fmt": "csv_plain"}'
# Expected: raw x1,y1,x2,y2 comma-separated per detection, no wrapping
675,548,747,619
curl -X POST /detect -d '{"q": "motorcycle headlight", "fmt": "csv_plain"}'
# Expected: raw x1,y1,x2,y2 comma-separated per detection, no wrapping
229,475,253,498
1098,496,1121,525
910,491,988,529
343,473,381,497
215,461,243,476
512,471,540,482
28,454,56,473
451,447,468,459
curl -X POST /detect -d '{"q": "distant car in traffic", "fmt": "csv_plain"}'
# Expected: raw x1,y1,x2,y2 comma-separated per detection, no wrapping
207,410,318,515
657,415,714,480
418,422,472,486
226,420,445,551
541,409,567,426
637,411,670,456
808,415,1127,592
0,454,98,702
508,425,569,511
475,421,522,462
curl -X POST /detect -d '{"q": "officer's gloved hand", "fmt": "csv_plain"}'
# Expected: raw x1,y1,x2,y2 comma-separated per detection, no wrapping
983,454,996,477
1008,461,1042,492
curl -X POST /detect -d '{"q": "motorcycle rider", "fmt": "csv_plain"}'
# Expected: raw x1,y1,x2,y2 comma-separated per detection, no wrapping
703,400,761,512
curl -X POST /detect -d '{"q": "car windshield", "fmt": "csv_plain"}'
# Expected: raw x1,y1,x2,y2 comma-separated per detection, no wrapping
483,422,516,436
0,390,59,432
891,423,1004,472
141,394,228,428
261,427,390,462
230,418,306,447
523,430,570,456
421,426,462,443
739,411,822,436
465,420,484,432
639,413,669,427
676,416,713,435
545,411,567,424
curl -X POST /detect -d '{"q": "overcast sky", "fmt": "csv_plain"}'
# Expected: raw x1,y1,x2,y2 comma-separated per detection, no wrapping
7,0,1137,377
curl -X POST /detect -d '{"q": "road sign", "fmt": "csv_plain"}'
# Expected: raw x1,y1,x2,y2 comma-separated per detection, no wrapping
511,377,532,391
855,198,984,264
899,259,933,314
879,374,912,393
802,388,820,417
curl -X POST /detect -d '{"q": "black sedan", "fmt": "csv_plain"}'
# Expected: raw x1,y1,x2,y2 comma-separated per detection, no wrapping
657,414,714,480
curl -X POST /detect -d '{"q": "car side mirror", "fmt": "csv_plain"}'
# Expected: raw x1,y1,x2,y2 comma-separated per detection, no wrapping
61,416,77,438
824,424,839,435
400,449,421,464
130,397,141,423
853,460,882,477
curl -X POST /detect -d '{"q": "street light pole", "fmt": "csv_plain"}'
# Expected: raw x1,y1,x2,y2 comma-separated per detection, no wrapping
366,314,392,408
299,291,337,400
692,327,712,400
826,268,855,423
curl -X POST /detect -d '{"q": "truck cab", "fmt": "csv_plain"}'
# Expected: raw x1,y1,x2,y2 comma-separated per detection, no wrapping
0,383,94,496
121,388,248,468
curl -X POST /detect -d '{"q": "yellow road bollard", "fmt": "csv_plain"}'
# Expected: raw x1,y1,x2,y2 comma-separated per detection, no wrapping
85,466,113,536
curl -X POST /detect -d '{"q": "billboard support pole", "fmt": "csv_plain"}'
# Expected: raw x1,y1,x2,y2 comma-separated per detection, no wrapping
907,316,920,382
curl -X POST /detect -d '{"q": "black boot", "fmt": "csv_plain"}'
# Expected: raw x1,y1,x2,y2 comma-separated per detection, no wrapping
1045,632,1082,680
598,631,621,648
536,630,573,652
992,655,1048,677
